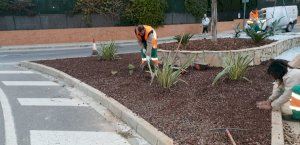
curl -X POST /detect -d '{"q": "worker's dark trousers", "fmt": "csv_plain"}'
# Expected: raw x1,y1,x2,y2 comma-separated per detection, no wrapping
203,26,209,33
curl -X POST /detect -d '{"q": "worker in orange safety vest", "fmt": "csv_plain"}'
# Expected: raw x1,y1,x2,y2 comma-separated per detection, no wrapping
249,9,259,21
134,25,159,66
257,59,300,121
289,85,300,120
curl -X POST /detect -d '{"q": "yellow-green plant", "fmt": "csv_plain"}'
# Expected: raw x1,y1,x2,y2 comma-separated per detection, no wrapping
173,33,194,47
156,53,194,89
212,54,252,85
128,64,135,75
97,41,118,60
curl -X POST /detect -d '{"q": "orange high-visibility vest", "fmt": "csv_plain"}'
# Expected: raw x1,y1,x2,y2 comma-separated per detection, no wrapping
135,25,158,48
290,87,300,111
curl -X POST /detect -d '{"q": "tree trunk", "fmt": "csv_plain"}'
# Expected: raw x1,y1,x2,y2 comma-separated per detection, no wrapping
211,0,218,41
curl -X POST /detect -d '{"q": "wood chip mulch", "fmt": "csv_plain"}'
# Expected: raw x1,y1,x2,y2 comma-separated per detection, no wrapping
37,54,272,145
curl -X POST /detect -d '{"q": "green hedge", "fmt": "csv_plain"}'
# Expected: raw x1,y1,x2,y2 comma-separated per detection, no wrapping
120,0,168,28
185,0,208,20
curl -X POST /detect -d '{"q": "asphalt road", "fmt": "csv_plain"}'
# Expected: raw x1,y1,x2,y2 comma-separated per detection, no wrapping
0,43,140,63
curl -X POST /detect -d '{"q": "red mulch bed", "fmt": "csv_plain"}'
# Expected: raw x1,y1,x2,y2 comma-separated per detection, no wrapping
37,54,272,145
158,38,274,51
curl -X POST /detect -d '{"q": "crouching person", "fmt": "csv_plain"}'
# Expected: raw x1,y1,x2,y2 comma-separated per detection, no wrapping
257,59,300,121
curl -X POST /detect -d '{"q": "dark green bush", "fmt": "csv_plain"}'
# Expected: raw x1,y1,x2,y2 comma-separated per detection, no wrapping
120,0,167,28
0,0,37,16
0,0,9,12
184,0,208,21
74,0,125,26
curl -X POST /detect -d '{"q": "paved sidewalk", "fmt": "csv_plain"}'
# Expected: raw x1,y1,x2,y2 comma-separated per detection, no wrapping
0,63,150,145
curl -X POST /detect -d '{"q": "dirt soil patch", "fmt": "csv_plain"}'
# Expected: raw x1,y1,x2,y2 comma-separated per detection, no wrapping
37,54,272,145
158,38,275,51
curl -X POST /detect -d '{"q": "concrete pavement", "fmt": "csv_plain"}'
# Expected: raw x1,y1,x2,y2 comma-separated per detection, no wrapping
0,63,150,145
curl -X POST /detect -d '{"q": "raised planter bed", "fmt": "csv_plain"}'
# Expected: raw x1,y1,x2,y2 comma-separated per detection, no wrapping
158,37,300,67
37,54,273,145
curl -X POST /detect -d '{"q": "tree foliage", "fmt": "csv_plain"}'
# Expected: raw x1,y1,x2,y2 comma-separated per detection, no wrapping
184,0,208,20
74,0,125,26
120,0,167,28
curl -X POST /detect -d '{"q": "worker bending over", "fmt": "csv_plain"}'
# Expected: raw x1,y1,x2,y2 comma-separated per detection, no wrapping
134,25,159,66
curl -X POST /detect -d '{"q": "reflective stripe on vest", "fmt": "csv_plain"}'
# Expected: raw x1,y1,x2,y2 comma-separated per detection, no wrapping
290,92,300,111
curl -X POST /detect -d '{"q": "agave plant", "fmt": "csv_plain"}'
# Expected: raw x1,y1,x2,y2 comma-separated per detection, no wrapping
97,41,118,60
173,33,194,47
245,28,270,43
156,52,194,89
146,36,195,88
233,23,242,38
268,16,283,36
245,20,271,43
212,54,252,85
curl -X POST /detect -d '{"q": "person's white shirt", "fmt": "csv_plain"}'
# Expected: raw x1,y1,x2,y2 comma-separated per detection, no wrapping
202,17,210,26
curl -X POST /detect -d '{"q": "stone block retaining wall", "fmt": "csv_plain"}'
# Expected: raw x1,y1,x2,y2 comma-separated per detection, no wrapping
158,37,300,67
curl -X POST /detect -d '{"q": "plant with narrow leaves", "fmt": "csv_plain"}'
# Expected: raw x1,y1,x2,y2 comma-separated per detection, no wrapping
245,20,271,43
156,52,194,89
173,33,194,47
268,17,283,36
245,28,270,43
233,23,242,38
97,41,118,60
145,36,195,88
155,36,195,88
212,54,252,85
128,64,135,75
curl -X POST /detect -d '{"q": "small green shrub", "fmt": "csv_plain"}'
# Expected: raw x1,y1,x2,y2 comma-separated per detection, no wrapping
173,33,194,47
97,41,118,60
120,0,167,27
268,17,283,36
245,20,271,43
233,23,242,38
156,53,194,89
245,28,270,43
184,0,208,21
212,54,252,85
74,0,125,26
145,37,194,88
128,64,135,75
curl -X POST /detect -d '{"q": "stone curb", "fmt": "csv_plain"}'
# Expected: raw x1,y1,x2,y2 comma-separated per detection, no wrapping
271,110,284,145
19,61,174,145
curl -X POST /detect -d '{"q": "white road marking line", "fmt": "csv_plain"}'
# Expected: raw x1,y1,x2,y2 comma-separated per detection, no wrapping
0,88,18,145
17,98,88,107
0,71,34,74
2,81,59,86
30,130,131,145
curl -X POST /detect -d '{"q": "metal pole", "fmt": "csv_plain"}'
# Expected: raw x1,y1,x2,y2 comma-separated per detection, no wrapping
243,2,246,29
